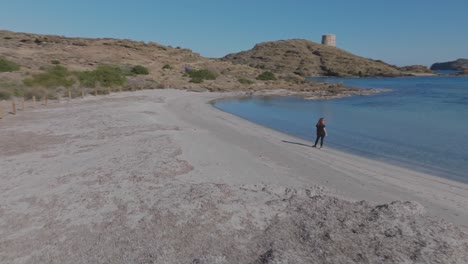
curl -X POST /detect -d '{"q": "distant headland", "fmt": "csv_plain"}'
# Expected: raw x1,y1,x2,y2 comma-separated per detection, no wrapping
431,58,468,73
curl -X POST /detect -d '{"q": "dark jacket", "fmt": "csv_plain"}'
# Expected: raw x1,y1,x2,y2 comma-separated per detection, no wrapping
316,124,326,136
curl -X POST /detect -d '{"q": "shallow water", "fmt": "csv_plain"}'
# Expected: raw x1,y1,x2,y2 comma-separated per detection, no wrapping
214,75,468,182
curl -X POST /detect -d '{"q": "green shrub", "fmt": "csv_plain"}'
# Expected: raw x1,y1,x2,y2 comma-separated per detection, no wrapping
0,89,12,100
78,71,97,87
51,60,60,65
24,65,75,88
162,64,173,70
78,65,127,87
256,71,277,81
238,78,254,85
131,65,149,75
189,77,204,83
0,79,26,98
186,69,217,83
0,57,20,72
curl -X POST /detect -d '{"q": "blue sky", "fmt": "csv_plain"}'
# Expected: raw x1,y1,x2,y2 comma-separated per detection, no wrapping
1,0,467,66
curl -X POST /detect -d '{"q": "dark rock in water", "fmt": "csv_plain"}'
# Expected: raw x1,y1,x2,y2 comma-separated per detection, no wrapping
431,58,468,71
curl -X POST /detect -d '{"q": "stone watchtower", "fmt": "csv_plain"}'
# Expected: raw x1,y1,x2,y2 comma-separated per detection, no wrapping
321,34,336,47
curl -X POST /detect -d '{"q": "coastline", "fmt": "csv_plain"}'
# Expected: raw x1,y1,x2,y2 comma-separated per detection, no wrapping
212,91,468,184
1,89,467,262
208,86,391,104
172,90,468,227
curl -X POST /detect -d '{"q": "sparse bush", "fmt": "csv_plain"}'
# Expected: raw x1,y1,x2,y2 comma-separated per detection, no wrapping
51,60,60,65
24,65,75,88
23,87,49,99
119,65,137,76
256,71,277,81
0,79,26,99
0,57,20,72
0,89,12,100
162,64,173,70
186,69,217,83
78,65,127,87
125,77,158,90
189,77,204,83
282,74,305,84
131,65,149,75
67,85,84,98
238,78,254,85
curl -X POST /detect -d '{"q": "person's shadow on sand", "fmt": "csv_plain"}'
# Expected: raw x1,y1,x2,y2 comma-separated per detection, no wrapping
282,140,315,148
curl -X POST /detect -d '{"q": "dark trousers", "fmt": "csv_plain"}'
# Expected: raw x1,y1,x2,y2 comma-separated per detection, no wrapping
314,135,325,147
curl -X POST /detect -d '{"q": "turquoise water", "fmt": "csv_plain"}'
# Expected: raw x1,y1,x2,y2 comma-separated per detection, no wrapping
214,75,468,182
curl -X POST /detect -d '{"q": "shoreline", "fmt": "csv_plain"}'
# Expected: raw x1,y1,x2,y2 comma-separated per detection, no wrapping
206,87,391,105
212,93,467,184
1,89,468,262
170,90,468,227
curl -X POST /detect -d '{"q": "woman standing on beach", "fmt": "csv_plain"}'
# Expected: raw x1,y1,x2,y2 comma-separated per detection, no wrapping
313,117,327,149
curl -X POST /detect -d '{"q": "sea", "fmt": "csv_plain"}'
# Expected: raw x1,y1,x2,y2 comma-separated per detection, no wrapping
214,72,468,183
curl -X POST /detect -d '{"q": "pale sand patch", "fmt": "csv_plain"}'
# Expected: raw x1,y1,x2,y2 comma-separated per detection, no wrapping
0,89,467,263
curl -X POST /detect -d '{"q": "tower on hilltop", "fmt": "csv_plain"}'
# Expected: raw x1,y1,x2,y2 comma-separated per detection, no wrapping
321,34,336,47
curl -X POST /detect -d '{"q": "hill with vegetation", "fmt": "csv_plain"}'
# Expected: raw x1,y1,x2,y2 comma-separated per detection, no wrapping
1,30,424,101
2,30,340,100
221,39,418,77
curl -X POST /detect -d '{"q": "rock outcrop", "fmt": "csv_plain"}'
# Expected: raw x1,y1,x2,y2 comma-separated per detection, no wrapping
222,39,407,77
431,58,468,71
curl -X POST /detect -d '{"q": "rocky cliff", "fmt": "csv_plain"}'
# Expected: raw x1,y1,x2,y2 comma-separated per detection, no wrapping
222,39,407,77
430,59,468,71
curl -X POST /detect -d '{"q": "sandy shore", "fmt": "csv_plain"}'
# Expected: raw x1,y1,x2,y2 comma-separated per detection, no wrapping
168,90,468,225
1,89,467,263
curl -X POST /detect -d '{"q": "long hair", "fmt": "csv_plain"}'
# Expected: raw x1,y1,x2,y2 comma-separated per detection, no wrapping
316,117,325,126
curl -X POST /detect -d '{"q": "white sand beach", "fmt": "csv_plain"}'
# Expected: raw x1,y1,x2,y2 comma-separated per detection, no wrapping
1,89,467,263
